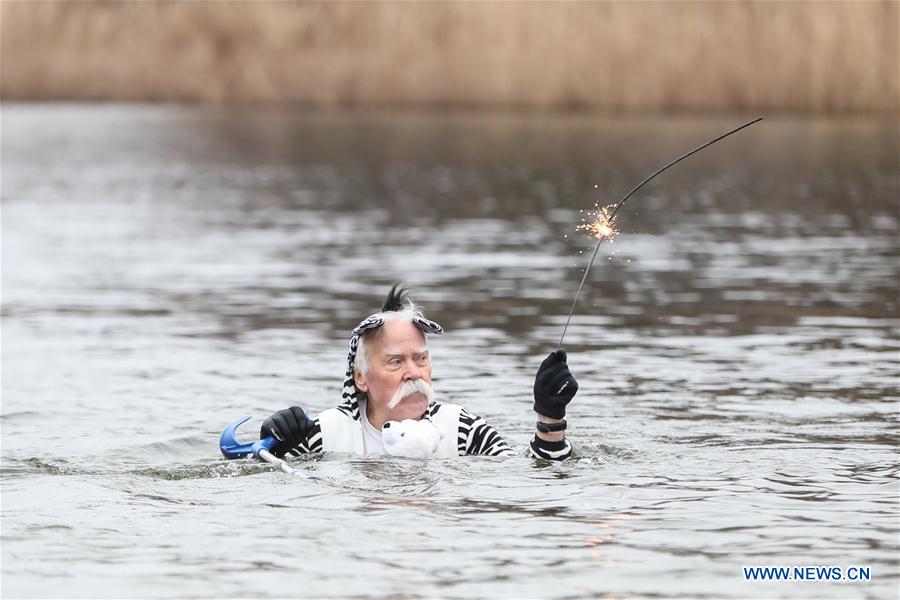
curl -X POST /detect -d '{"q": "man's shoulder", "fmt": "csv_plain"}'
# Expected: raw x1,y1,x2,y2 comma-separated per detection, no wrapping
426,400,464,421
317,405,365,453
426,402,466,427
430,402,490,424
318,406,357,425
427,400,462,415
428,402,496,432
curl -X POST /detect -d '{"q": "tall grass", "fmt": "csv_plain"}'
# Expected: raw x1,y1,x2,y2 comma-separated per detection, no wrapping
1,1,896,113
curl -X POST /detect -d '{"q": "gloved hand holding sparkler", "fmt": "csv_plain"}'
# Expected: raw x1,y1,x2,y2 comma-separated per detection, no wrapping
533,349,578,420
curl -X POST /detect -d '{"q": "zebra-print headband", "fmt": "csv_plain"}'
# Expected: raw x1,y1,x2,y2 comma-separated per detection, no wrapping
336,312,443,420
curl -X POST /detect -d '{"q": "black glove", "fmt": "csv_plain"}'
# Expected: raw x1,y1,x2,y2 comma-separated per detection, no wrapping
533,349,578,420
260,406,313,458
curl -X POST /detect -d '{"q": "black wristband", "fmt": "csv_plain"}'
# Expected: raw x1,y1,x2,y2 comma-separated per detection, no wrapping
536,419,567,433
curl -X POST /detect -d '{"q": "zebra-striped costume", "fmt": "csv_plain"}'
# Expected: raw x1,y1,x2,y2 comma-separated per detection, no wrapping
284,401,571,460
282,307,571,460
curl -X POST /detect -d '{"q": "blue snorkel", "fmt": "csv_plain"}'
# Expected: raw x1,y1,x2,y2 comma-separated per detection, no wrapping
220,416,317,479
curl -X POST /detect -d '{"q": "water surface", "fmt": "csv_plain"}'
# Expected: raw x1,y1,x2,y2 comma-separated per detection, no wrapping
2,106,898,598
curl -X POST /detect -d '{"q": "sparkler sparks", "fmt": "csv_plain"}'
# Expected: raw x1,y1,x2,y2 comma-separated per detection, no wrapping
577,203,619,241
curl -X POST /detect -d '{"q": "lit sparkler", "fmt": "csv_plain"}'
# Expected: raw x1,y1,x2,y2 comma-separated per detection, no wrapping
577,203,619,242
556,117,764,350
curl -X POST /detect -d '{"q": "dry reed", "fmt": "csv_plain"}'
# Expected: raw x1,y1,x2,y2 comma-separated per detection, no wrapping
1,1,897,114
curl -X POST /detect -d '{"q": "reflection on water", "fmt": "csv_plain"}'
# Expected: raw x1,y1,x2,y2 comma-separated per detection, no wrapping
1,106,898,598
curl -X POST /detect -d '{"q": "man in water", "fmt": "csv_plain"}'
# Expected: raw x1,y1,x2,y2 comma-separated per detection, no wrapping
261,285,577,460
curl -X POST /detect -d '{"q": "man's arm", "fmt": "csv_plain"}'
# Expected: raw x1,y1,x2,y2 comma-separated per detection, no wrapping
530,349,578,460
260,406,323,457
458,408,516,456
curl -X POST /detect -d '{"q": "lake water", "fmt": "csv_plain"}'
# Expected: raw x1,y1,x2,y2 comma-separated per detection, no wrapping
1,105,898,599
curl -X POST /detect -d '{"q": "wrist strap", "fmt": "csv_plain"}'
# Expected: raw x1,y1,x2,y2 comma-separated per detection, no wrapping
536,419,567,433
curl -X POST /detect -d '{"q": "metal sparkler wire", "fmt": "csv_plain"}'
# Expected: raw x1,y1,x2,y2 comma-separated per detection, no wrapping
556,116,764,350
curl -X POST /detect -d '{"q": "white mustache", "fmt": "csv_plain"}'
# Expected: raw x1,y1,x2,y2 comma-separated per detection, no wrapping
387,379,434,409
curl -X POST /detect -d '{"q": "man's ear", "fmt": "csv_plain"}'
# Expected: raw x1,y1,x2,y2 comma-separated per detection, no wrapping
354,369,368,392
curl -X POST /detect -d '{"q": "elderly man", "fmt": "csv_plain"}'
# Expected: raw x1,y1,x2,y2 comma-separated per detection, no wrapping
261,285,577,460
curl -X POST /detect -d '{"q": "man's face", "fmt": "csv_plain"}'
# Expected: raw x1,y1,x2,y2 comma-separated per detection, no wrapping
354,320,433,423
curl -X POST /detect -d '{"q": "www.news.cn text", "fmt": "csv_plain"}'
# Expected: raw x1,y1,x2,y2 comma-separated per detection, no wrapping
743,566,871,582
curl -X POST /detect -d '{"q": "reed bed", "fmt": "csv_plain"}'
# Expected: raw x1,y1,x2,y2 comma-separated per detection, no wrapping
1,1,896,114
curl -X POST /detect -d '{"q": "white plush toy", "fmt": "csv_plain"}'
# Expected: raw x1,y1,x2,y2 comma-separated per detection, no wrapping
382,418,442,459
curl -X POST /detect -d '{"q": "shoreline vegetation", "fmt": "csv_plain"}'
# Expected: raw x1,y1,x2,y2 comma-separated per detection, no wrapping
1,1,897,114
